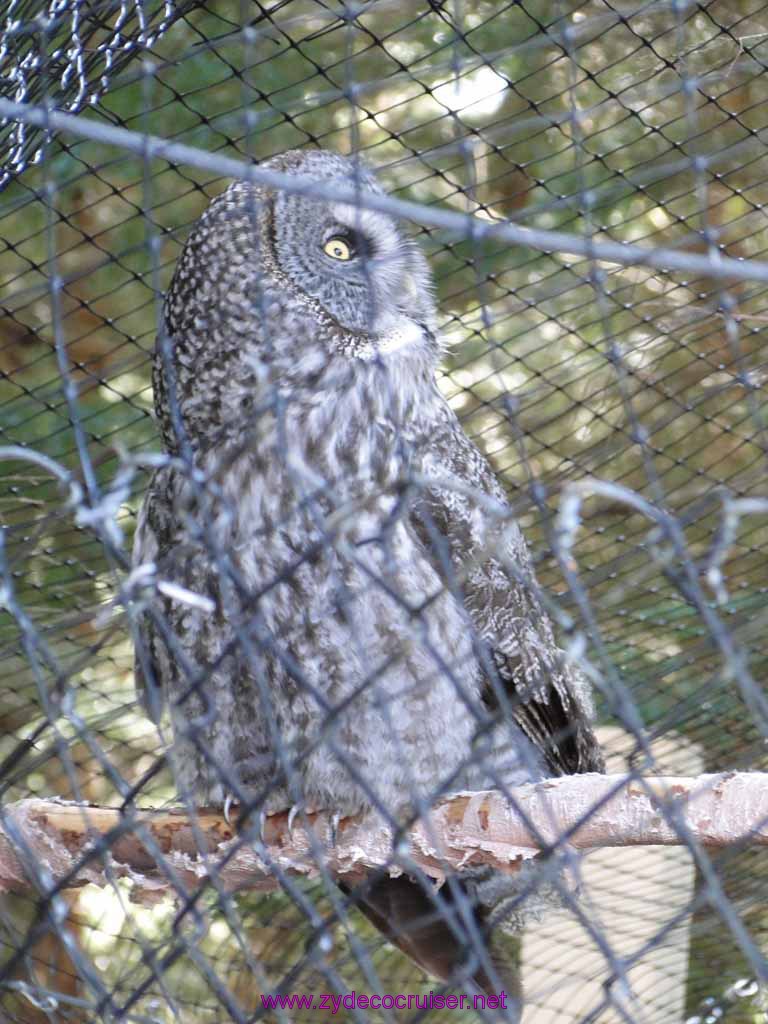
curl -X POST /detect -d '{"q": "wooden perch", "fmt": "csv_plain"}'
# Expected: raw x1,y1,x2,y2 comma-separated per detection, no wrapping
1,773,767,903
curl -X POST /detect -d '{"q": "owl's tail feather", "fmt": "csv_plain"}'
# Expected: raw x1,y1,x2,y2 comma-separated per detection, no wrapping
339,874,523,1020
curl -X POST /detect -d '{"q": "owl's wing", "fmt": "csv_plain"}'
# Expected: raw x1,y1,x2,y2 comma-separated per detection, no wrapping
413,403,604,778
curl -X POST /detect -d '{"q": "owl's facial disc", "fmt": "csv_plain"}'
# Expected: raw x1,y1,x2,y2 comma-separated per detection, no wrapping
272,187,436,349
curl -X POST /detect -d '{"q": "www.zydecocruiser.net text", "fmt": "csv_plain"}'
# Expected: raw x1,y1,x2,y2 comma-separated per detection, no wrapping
261,991,512,1013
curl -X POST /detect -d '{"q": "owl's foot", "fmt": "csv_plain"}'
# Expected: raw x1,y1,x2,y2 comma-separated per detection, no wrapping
221,795,269,845
285,805,341,846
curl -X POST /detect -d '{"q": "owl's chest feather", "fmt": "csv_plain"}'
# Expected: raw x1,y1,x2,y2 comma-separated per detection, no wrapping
212,358,435,541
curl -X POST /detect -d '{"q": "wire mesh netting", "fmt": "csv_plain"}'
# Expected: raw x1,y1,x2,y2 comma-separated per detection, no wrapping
1,1,768,1021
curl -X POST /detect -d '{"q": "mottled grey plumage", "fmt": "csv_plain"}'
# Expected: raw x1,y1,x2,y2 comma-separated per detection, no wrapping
133,148,604,1004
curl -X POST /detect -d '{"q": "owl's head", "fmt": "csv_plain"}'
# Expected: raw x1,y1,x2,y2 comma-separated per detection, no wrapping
263,149,437,348
159,149,439,449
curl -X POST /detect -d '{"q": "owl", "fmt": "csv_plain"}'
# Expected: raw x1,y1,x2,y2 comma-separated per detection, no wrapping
132,148,604,1011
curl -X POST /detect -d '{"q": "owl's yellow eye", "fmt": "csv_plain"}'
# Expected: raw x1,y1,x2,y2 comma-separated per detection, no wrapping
323,236,353,261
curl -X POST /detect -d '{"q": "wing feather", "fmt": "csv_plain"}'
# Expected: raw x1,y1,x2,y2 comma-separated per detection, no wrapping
413,400,604,777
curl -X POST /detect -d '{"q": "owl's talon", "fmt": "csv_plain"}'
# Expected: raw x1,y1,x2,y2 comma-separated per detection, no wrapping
329,811,341,847
287,803,302,840
223,793,236,827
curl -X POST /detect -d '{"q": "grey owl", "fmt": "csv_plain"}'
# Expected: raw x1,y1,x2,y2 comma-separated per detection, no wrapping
133,148,604,1010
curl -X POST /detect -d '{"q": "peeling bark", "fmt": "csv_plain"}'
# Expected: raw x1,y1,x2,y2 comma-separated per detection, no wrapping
1,773,766,903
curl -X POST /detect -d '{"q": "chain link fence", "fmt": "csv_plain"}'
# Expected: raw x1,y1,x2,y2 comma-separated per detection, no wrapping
1,1,768,1021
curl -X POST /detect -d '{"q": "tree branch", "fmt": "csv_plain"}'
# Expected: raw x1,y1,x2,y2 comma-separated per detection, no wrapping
1,773,766,903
